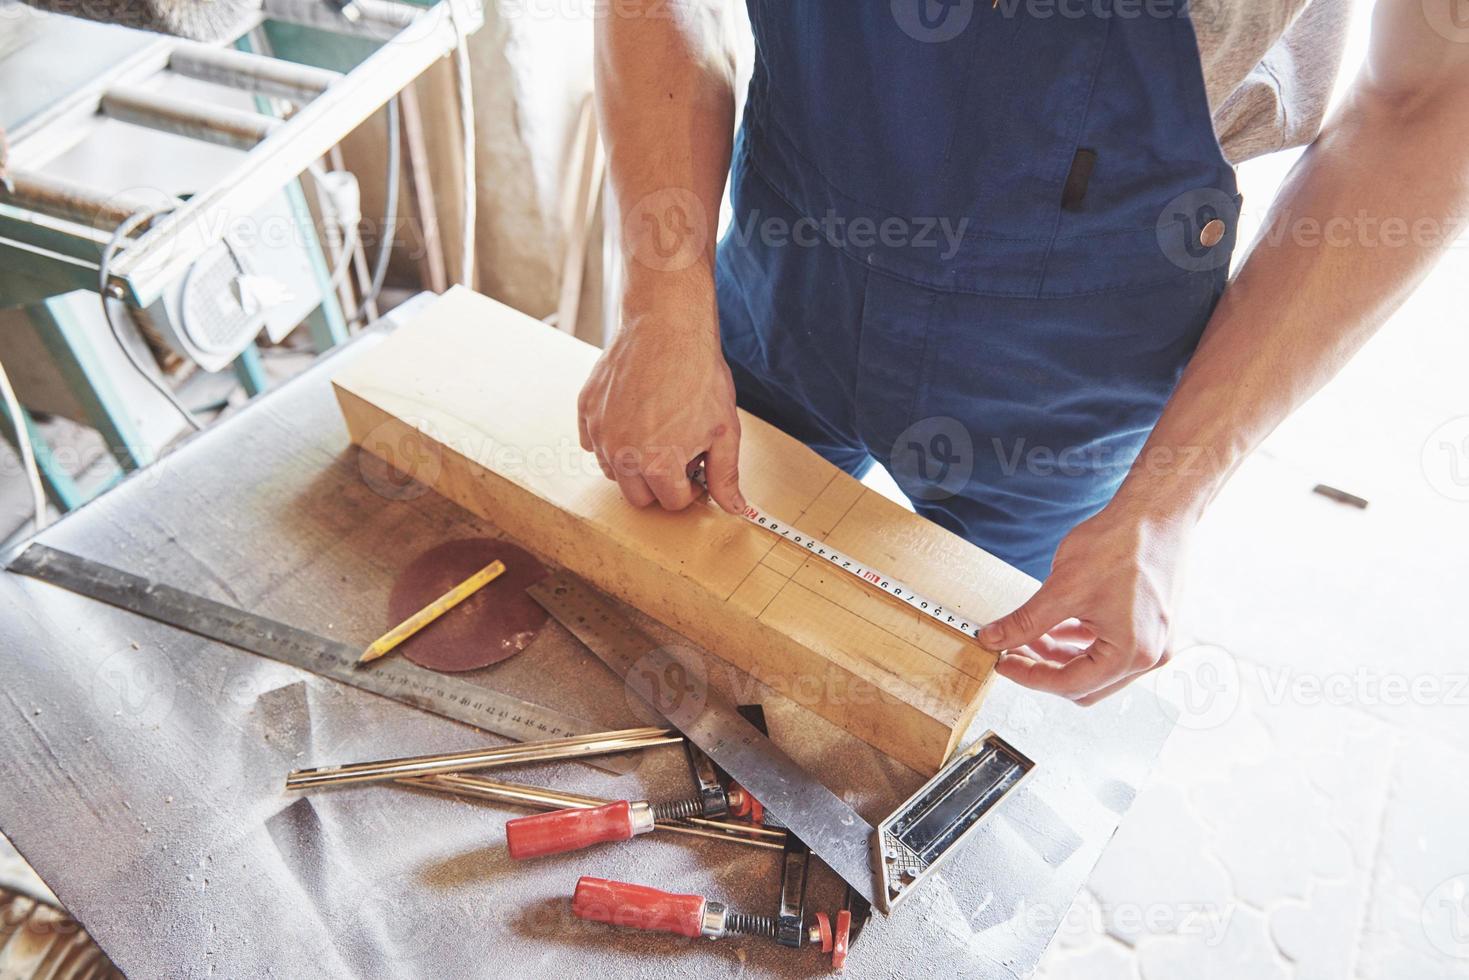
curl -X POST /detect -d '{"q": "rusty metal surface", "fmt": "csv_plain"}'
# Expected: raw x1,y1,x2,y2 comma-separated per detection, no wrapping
0,327,1176,979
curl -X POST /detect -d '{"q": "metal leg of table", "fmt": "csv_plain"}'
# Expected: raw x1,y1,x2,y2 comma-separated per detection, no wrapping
289,173,351,353
0,399,85,513
232,344,270,397
28,294,154,472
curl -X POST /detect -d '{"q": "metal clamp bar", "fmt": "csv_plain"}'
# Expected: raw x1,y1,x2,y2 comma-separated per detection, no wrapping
682,742,729,818
403,774,788,851
284,727,679,791
775,841,812,948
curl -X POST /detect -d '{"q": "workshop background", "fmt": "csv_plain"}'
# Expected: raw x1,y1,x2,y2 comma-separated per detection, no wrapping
1,1,1466,978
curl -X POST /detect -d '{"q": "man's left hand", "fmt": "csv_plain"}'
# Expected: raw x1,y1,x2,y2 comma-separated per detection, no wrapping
978,502,1189,705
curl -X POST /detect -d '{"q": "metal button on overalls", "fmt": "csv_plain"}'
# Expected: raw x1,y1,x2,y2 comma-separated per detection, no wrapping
1200,218,1227,248
716,1,1241,579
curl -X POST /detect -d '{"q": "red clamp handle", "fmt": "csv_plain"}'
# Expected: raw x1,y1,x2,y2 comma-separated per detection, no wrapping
572,876,707,938
729,782,765,824
833,909,851,970
506,801,635,860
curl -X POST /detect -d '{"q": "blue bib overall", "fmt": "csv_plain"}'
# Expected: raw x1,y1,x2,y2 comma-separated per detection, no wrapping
715,1,1240,579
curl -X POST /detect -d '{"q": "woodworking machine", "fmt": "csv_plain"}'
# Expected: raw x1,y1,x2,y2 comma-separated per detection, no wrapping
0,0,483,345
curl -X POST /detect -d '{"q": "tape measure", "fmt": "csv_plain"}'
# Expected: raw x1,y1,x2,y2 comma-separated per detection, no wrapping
734,498,985,641
691,465,988,642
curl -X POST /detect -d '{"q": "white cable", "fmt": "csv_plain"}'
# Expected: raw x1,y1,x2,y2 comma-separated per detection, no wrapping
306,161,361,292
99,209,204,432
348,95,402,327
449,1,476,288
0,356,48,533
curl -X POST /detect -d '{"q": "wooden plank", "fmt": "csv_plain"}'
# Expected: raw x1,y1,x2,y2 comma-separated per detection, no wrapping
331,287,1038,773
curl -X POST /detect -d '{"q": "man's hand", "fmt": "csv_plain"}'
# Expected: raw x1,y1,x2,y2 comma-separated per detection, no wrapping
589,0,738,513
982,2,1469,704
577,277,745,514
979,502,1188,705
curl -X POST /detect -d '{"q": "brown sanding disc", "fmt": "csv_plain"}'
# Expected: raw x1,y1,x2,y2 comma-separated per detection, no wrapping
387,538,549,672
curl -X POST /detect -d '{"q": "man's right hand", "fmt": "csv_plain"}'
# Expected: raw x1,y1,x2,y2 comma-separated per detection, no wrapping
577,275,746,514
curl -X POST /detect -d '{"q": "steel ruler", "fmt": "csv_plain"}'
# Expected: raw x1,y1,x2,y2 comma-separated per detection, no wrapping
7,544,636,775
527,572,880,907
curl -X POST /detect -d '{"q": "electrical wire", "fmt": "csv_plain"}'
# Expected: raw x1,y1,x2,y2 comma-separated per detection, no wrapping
306,161,362,292
450,2,476,288
345,1,474,324
99,209,203,432
0,356,48,533
349,95,401,327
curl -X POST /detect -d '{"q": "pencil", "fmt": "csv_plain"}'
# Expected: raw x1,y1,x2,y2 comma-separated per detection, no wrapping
358,559,507,665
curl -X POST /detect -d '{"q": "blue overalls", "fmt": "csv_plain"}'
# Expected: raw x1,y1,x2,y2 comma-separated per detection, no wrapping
715,1,1240,579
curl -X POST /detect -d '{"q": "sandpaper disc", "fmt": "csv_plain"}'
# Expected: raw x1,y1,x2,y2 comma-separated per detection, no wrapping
387,538,549,672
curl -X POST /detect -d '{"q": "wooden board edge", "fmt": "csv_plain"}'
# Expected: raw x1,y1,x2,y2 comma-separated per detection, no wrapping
333,383,960,773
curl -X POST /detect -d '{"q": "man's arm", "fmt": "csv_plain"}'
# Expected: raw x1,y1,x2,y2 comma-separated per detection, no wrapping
981,0,1469,701
577,1,746,513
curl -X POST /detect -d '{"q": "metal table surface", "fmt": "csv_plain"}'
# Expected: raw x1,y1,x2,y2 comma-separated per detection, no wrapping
0,329,1175,979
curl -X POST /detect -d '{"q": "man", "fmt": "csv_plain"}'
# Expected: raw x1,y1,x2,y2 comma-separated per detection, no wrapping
577,0,1469,704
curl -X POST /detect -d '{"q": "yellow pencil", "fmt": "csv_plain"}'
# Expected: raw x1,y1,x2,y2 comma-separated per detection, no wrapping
358,560,507,665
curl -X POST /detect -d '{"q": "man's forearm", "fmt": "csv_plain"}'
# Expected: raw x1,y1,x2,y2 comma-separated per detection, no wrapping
1114,82,1469,525
596,1,737,315
581,3,746,514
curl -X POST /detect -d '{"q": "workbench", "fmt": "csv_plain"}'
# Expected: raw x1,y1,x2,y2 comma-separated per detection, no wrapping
0,321,1175,979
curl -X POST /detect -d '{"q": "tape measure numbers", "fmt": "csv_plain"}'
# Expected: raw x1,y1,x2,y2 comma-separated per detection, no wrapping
732,497,988,643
